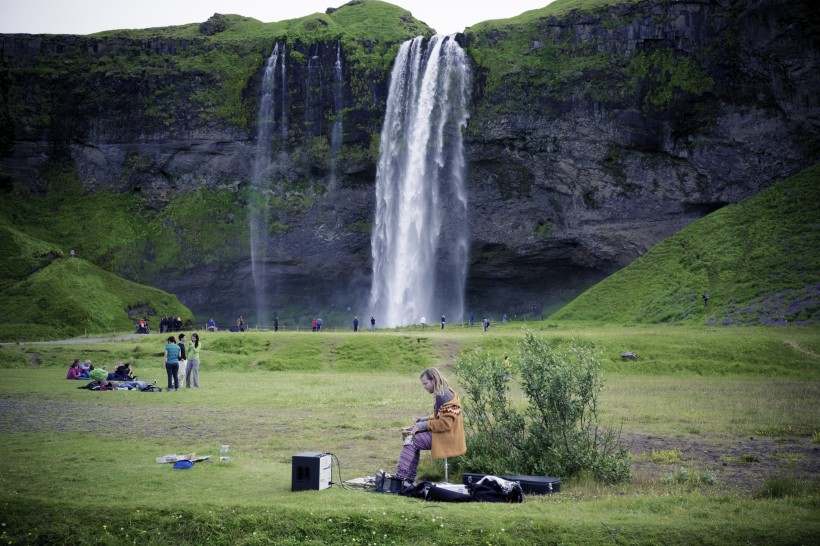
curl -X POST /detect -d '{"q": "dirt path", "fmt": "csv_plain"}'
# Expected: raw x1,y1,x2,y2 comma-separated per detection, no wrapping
0,333,147,346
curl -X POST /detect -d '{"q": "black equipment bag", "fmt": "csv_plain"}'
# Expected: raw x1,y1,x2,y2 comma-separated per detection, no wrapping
467,475,524,503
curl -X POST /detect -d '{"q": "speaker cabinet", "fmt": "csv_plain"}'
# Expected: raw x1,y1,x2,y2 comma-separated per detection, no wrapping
291,451,332,491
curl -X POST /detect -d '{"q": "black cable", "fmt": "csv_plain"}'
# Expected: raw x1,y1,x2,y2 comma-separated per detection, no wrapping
327,452,351,490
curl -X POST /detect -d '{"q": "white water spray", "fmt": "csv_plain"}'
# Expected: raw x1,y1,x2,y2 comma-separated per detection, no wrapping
330,41,344,187
249,43,284,327
369,35,471,327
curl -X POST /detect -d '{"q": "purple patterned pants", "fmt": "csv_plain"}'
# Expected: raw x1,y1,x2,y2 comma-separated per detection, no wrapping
396,431,432,481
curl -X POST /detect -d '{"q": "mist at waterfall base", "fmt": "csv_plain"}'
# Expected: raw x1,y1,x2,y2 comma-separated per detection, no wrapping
369,35,471,328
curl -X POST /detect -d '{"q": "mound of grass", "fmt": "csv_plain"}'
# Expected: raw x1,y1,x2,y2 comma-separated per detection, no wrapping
0,255,191,342
551,163,820,325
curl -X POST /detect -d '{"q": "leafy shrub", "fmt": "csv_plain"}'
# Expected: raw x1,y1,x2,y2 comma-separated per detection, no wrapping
454,331,631,483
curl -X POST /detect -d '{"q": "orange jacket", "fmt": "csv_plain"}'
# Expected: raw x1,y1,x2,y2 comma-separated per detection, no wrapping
426,389,467,459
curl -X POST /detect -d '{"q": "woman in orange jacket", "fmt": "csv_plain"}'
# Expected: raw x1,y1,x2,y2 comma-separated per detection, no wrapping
395,367,466,483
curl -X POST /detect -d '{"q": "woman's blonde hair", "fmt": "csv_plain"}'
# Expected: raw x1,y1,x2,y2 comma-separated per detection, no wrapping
420,367,449,396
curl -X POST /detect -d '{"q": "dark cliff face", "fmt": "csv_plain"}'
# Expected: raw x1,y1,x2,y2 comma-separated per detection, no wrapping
1,0,818,322
458,0,820,313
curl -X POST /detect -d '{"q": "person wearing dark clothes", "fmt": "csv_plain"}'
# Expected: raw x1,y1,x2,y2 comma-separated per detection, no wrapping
164,336,181,391
440,315,445,330
177,333,188,380
113,363,136,381
353,317,359,332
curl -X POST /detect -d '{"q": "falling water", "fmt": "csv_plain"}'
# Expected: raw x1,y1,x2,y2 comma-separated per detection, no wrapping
330,41,344,187
280,44,287,142
249,43,282,327
369,35,471,327
305,44,324,137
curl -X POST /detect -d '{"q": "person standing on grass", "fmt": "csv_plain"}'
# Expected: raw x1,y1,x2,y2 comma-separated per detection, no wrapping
186,333,201,388
353,317,359,332
370,316,376,331
394,367,467,484
164,336,181,392
177,333,188,382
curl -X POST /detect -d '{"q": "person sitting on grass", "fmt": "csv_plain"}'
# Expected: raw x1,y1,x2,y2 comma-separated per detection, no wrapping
393,367,467,485
78,360,92,379
66,360,82,380
112,362,136,381
88,365,108,383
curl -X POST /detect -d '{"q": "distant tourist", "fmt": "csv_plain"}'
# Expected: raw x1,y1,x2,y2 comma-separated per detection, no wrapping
482,318,489,332
420,316,426,329
273,316,279,332
164,336,181,392
353,317,359,332
66,360,82,380
316,317,323,331
440,315,445,330
185,333,201,388
207,318,217,332
370,316,376,332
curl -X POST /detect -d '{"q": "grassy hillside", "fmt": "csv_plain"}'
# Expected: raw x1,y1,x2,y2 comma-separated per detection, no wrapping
551,163,820,325
0,214,193,341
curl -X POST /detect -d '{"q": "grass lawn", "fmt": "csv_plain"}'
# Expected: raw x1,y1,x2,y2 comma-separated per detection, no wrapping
1,324,818,544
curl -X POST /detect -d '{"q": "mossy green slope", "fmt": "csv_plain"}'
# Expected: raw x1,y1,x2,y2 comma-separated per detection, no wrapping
0,209,193,341
551,162,820,325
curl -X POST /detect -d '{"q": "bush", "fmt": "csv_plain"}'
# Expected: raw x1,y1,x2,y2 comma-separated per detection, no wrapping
454,331,631,483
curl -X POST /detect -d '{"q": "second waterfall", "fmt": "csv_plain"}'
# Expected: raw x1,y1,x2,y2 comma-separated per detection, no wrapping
369,35,471,328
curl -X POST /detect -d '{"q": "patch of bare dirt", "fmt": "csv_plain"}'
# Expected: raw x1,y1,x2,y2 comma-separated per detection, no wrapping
623,432,820,492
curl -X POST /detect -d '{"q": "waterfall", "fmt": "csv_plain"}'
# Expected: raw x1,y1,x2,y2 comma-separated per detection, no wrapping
249,43,282,327
305,44,324,137
369,35,471,328
280,44,287,142
330,41,344,187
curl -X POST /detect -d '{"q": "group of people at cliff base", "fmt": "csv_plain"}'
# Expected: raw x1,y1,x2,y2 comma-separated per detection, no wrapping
163,333,202,392
159,316,184,333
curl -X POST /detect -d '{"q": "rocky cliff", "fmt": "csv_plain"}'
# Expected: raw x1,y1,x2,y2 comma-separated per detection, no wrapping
1,0,818,324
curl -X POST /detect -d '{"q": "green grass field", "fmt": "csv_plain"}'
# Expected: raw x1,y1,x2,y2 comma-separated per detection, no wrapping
1,324,818,544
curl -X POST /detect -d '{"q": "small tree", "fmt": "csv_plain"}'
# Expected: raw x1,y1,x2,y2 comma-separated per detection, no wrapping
454,331,631,482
